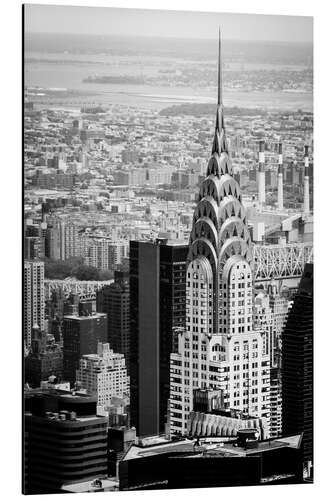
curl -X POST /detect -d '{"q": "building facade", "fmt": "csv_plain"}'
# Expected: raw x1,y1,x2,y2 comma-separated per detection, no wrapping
169,33,271,436
25,325,63,388
253,285,289,438
24,260,45,349
268,282,289,437
96,271,131,367
282,263,313,473
24,393,108,494
76,342,130,407
129,238,188,436
60,221,82,260
83,237,128,271
63,311,107,385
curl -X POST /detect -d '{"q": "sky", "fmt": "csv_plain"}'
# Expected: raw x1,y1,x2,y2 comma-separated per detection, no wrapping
24,4,313,43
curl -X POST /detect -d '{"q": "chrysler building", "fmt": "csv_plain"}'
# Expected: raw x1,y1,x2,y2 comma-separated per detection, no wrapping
169,30,271,436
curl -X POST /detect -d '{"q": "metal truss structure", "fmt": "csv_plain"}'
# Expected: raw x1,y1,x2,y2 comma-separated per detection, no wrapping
44,279,113,301
253,242,313,282
44,242,313,298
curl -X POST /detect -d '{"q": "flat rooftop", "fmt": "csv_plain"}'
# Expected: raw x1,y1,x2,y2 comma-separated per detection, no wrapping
24,388,96,401
25,412,106,424
207,434,303,457
122,435,302,461
61,477,118,493
63,312,107,321
122,439,196,461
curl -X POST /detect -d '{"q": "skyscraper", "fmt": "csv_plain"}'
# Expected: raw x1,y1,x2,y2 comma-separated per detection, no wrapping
24,260,45,349
253,283,289,438
63,310,108,385
267,282,289,438
282,263,313,473
24,236,45,260
258,140,266,208
24,219,47,260
303,145,310,214
96,271,130,367
60,221,81,260
169,31,271,436
277,142,284,211
45,220,62,260
129,238,188,436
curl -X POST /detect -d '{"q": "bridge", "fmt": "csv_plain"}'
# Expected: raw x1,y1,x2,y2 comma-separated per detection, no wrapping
44,279,113,301
253,242,313,282
44,242,313,297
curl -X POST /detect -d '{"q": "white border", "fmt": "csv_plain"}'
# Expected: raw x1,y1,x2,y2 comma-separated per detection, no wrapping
1,1,331,499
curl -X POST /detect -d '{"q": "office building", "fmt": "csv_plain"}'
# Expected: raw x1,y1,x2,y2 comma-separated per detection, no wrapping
267,283,289,438
258,140,266,208
169,32,271,437
24,219,47,246
24,260,45,349
130,238,188,436
84,238,111,270
63,310,107,385
119,432,303,490
45,220,62,260
254,287,289,438
24,390,108,494
97,271,131,366
277,142,284,210
46,288,67,323
84,237,128,271
24,236,45,260
76,342,130,408
25,325,63,388
303,145,310,214
60,221,81,260
282,263,313,474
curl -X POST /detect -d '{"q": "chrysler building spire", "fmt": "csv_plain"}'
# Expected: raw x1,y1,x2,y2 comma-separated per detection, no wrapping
212,27,228,155
218,26,222,106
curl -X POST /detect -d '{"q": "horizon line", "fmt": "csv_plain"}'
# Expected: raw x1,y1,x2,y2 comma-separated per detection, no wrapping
25,31,313,45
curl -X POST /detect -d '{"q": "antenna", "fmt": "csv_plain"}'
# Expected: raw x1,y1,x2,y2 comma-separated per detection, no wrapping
218,27,222,106
211,28,228,156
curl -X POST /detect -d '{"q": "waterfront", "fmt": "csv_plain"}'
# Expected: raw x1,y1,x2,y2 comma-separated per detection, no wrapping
24,33,313,111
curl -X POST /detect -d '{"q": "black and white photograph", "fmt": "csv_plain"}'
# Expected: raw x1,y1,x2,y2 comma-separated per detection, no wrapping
22,2,314,495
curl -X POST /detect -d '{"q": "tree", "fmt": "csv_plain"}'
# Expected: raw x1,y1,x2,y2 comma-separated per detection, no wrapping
98,269,114,281
73,265,99,281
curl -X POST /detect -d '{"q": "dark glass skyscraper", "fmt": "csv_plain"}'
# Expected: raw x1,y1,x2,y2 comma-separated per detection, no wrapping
129,238,188,436
282,263,313,471
97,270,130,368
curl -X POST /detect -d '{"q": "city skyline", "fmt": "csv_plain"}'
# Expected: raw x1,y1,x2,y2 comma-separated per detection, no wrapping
23,4,314,494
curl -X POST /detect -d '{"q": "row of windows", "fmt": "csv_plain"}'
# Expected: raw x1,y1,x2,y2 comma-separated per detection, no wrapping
189,300,212,307
190,327,212,333
234,341,258,350
231,398,258,406
233,373,258,382
227,326,252,333
187,282,211,289
190,317,211,325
